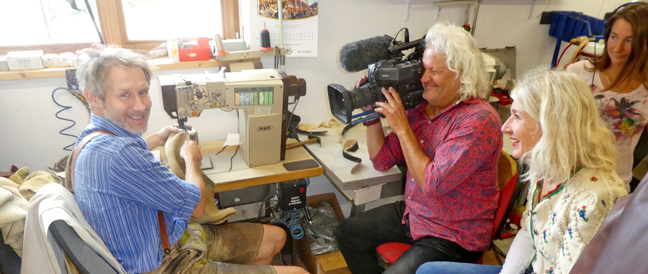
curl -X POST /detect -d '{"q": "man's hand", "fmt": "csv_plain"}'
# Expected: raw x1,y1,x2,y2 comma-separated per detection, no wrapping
374,87,410,136
157,125,190,145
145,124,192,149
180,140,202,166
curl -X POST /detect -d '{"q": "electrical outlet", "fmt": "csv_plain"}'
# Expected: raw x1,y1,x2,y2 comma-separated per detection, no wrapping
65,69,79,91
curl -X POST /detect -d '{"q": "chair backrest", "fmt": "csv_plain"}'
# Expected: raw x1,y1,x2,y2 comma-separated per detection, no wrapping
497,151,517,190
492,151,519,239
49,220,120,274
22,184,126,274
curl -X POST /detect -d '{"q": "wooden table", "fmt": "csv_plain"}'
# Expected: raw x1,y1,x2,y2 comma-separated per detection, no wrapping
158,139,323,192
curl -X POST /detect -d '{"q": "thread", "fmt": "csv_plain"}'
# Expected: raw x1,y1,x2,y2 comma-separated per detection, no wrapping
260,29,272,51
167,38,179,63
214,34,228,56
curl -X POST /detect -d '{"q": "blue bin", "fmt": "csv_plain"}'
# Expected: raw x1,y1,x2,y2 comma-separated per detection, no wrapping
548,11,606,67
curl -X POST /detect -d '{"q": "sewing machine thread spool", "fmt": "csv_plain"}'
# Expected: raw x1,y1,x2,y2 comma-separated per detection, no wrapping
214,34,228,56
260,29,272,51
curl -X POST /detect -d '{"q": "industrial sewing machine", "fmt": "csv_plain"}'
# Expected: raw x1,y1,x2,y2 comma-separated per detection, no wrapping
160,69,306,167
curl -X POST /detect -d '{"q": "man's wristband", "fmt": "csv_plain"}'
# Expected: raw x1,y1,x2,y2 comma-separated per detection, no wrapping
362,118,381,126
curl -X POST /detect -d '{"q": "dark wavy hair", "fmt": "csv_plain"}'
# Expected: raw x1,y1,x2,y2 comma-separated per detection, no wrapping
589,2,648,91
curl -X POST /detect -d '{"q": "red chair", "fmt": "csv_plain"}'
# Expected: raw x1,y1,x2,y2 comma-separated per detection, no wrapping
376,151,519,268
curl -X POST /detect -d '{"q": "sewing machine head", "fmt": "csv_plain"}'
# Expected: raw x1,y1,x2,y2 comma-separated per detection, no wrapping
159,69,306,167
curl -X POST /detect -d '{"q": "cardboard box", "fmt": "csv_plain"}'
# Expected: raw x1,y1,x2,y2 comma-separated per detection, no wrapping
42,53,61,68
0,55,8,71
296,193,350,274
6,50,44,70
59,52,77,67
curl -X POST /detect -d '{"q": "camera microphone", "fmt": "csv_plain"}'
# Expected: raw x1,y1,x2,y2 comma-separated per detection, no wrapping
339,36,393,72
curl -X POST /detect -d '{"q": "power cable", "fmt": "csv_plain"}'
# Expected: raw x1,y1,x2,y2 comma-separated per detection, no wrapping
51,87,79,151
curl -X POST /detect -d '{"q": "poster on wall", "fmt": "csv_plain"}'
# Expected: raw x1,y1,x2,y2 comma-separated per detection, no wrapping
257,0,319,57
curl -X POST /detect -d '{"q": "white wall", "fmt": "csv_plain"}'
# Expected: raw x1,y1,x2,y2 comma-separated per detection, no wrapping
0,1,631,215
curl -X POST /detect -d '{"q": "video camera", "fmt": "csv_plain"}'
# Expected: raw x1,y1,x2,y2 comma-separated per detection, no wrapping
328,32,427,124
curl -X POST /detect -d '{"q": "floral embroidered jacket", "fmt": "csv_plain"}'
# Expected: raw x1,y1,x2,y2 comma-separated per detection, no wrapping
523,167,627,274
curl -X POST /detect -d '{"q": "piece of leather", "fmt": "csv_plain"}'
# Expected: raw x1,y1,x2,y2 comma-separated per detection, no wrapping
165,132,237,225
297,119,340,131
343,140,359,152
569,174,648,274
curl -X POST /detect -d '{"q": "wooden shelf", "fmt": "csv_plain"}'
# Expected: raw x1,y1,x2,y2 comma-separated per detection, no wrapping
0,49,282,81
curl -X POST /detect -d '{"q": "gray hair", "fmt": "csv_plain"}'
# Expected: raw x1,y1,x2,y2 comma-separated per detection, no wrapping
512,68,617,183
76,45,154,101
424,22,490,100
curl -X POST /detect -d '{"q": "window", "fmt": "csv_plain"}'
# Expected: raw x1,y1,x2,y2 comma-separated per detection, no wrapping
0,0,101,46
122,0,222,41
0,0,239,55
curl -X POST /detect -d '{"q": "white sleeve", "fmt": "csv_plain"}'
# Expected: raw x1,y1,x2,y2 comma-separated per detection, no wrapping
499,228,535,274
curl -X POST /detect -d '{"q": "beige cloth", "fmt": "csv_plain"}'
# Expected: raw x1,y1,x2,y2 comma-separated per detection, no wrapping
8,167,29,184
0,177,28,256
18,171,60,201
1,167,60,256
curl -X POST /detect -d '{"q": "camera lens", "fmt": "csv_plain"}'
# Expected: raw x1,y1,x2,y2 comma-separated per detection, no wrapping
327,83,381,123
327,84,354,123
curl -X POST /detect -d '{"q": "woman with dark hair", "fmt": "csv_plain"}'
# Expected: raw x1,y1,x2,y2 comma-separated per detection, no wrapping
566,2,648,192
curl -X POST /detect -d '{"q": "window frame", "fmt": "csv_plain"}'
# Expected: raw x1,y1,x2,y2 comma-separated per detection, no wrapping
0,0,239,55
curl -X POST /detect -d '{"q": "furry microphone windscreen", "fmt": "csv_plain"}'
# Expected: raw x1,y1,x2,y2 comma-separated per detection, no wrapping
339,36,393,72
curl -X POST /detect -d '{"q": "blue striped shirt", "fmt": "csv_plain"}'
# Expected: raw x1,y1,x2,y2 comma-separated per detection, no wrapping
74,114,201,273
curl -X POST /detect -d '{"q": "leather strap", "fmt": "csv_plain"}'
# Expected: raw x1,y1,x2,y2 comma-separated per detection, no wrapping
68,130,172,255
158,211,172,254
68,130,114,186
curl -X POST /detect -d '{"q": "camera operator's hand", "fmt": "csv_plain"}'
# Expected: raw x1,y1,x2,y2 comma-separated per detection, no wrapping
353,76,374,112
374,87,410,136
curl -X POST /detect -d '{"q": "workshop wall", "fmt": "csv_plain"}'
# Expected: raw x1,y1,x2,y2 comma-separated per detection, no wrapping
0,0,632,191
254,0,631,125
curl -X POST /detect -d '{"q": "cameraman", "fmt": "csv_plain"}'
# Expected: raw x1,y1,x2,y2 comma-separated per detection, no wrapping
335,22,502,274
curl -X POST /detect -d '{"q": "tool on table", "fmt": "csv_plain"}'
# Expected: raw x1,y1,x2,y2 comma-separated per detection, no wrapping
286,133,322,150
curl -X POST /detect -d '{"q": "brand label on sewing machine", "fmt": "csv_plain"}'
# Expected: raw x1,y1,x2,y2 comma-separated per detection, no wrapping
255,107,271,114
257,125,274,132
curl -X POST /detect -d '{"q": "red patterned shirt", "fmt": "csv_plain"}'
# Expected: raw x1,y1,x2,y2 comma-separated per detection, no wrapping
372,98,502,252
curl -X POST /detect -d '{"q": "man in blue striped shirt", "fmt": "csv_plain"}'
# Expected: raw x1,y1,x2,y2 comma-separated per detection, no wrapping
73,45,309,274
